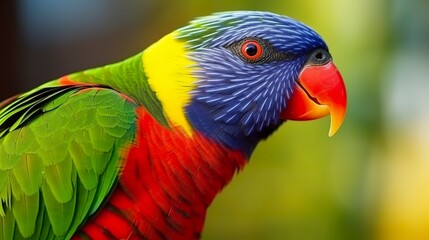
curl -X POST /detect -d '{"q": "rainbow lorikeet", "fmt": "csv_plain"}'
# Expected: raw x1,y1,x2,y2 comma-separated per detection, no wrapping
0,11,346,239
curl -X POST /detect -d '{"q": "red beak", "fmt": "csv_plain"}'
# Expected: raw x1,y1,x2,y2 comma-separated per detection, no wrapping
280,61,347,136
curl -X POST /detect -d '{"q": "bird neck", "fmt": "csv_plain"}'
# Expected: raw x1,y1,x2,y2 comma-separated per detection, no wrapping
66,52,171,128
185,101,283,157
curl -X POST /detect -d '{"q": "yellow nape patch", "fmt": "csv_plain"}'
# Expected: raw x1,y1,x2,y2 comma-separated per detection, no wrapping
142,31,196,135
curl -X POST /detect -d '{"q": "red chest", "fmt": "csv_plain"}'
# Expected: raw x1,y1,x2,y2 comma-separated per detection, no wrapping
73,108,247,239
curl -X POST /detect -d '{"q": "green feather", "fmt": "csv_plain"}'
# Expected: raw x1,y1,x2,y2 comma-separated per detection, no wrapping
0,171,11,216
65,178,98,239
0,84,137,238
69,140,98,190
12,154,43,195
0,86,79,138
88,125,116,153
69,52,169,126
41,177,76,236
12,192,39,238
1,129,30,170
10,171,23,200
88,144,120,215
33,203,58,240
0,207,15,240
0,145,18,170
44,156,74,203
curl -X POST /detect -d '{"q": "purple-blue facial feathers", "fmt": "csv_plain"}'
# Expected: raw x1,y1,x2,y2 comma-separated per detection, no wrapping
178,11,328,156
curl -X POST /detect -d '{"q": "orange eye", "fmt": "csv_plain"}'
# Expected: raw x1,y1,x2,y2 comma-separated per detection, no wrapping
240,40,263,61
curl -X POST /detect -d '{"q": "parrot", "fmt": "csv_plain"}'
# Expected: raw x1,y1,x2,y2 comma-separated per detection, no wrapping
0,11,346,240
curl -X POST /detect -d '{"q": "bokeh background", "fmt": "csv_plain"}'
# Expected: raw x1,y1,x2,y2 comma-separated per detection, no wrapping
1,0,428,239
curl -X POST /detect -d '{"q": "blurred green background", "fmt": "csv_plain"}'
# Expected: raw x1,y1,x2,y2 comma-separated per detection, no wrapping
1,0,428,239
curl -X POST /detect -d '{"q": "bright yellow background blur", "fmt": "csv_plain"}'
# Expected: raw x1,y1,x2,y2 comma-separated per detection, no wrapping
7,0,429,239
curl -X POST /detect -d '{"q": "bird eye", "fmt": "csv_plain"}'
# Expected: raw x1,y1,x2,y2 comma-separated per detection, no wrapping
308,49,331,65
228,38,291,64
240,40,263,61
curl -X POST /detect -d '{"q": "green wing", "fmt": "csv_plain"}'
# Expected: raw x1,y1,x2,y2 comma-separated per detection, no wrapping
0,81,137,239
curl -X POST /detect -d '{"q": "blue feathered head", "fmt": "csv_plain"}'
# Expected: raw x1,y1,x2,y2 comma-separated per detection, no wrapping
176,11,346,156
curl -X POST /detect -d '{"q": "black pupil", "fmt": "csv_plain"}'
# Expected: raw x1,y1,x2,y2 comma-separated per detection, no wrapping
309,49,331,65
245,43,258,56
315,52,325,60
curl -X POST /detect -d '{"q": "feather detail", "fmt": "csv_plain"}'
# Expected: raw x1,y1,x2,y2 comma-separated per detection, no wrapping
142,31,197,136
0,85,137,239
76,107,247,239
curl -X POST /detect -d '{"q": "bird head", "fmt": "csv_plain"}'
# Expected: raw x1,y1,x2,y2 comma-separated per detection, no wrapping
143,11,347,156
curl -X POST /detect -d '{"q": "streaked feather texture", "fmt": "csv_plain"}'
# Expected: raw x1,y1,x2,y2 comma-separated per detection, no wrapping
181,11,328,155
